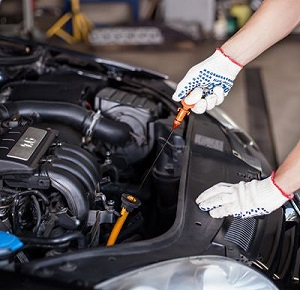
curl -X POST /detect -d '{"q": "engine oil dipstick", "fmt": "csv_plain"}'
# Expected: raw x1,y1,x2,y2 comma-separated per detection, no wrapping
106,194,141,246
137,129,174,194
173,99,195,130
137,100,194,194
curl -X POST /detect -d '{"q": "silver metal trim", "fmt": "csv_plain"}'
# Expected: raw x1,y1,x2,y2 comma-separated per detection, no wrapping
7,127,47,161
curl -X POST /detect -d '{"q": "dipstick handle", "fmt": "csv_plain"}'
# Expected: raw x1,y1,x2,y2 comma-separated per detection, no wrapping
173,100,195,129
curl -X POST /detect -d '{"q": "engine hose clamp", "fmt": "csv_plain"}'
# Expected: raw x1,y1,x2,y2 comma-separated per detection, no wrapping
86,110,101,137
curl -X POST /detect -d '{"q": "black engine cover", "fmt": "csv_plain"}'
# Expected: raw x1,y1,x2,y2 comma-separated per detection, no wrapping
0,126,57,175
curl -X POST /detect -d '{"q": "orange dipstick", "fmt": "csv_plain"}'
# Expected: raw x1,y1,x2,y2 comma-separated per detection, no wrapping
106,194,141,246
173,100,195,129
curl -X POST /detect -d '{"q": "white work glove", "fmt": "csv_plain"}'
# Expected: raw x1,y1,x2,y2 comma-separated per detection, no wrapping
195,172,293,218
172,48,242,114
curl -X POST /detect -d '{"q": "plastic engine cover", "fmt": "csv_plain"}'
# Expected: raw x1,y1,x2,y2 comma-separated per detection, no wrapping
0,126,56,175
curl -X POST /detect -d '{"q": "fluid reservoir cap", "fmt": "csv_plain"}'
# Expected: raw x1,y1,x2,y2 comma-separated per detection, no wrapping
0,231,23,253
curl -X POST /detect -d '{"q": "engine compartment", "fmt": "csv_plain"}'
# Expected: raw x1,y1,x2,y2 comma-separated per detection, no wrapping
1,40,300,290
0,41,185,263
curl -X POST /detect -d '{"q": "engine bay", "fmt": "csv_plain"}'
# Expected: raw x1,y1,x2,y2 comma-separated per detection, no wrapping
0,41,185,263
2,39,300,290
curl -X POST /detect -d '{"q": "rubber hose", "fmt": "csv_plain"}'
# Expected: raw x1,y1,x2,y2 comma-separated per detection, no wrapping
0,101,132,146
31,195,42,234
19,231,86,248
0,46,43,66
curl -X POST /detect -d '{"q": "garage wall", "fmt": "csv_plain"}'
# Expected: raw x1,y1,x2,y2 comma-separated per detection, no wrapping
160,0,216,33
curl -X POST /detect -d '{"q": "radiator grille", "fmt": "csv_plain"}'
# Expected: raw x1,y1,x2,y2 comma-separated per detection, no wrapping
224,217,257,251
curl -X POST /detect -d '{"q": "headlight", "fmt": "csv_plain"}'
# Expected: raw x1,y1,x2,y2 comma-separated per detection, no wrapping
95,255,278,290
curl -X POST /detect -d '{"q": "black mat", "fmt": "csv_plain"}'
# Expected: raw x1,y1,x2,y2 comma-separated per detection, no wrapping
245,67,278,169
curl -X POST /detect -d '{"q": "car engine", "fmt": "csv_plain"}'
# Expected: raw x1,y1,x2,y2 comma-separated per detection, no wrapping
0,42,185,262
2,39,300,290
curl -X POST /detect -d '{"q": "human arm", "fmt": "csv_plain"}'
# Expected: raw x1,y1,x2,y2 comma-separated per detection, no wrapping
221,0,300,66
195,141,300,218
273,141,300,195
172,0,300,112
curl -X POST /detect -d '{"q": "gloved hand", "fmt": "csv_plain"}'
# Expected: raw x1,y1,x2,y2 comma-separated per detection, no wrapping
195,172,293,218
172,48,242,114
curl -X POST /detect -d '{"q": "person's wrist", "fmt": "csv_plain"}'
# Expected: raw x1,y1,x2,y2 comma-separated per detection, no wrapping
217,47,244,68
271,171,294,200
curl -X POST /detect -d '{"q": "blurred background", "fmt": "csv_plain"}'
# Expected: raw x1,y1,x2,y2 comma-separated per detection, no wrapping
0,0,299,167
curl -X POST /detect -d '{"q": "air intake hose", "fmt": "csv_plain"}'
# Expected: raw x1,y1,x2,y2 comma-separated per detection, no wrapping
0,101,132,146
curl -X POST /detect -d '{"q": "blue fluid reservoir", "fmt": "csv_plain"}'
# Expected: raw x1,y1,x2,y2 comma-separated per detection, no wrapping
0,231,23,254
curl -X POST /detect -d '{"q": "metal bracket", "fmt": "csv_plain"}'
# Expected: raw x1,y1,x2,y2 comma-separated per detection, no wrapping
86,110,101,137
